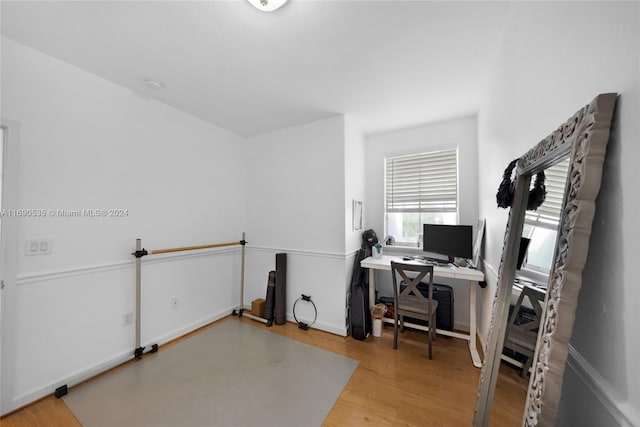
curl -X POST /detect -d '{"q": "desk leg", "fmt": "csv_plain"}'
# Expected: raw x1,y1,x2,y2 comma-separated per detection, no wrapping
469,281,482,368
368,269,375,311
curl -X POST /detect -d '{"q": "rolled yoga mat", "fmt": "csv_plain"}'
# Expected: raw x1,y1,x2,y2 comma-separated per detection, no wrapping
264,270,276,323
274,252,287,325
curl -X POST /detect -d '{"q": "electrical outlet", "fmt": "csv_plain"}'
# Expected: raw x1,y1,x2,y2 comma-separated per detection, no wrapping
122,312,133,326
171,297,180,309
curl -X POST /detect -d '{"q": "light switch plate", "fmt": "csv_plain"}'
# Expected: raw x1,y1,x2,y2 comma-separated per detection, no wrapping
25,238,52,255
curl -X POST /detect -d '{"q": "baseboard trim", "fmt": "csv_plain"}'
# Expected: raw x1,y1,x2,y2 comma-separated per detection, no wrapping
238,304,348,337
146,308,233,349
291,316,347,337
567,344,639,426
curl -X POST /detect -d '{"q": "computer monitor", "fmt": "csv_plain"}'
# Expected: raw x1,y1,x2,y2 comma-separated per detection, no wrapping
517,237,531,270
422,224,473,261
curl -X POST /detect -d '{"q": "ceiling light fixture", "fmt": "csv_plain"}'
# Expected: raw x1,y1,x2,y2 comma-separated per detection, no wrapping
247,0,289,12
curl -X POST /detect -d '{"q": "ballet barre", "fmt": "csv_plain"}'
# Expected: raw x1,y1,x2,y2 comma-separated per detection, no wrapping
132,240,243,257
130,232,264,359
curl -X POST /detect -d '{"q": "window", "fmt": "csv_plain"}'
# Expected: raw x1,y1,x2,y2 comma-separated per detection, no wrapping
521,157,570,274
385,149,458,246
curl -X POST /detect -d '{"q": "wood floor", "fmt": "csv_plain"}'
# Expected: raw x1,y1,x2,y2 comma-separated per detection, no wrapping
1,316,528,426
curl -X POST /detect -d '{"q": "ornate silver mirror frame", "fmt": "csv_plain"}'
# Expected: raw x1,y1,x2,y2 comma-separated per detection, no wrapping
473,93,617,426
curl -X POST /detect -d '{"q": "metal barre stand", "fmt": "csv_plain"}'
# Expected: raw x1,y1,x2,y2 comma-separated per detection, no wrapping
230,233,272,326
131,232,267,360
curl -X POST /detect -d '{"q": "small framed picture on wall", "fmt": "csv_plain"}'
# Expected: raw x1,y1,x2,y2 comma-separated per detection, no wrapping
352,200,363,231
472,218,486,268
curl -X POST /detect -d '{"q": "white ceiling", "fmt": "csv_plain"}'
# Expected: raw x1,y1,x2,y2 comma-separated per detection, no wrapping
1,0,511,137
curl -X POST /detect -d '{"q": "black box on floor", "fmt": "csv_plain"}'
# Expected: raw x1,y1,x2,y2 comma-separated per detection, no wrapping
380,282,454,331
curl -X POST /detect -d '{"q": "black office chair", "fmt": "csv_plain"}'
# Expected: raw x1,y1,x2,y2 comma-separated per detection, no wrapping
390,261,438,359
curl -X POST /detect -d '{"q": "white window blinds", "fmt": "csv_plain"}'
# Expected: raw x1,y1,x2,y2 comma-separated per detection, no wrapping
385,149,458,213
525,157,570,228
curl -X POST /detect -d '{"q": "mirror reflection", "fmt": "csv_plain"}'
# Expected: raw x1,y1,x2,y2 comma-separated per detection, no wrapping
494,157,571,422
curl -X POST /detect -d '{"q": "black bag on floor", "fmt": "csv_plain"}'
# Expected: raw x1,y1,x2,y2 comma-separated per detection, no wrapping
399,282,454,331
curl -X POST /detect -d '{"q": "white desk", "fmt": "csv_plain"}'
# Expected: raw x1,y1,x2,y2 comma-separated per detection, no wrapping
361,255,485,368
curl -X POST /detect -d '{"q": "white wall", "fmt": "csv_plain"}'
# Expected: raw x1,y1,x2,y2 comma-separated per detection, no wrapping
244,115,351,335
1,37,247,413
345,117,366,254
477,2,640,424
344,118,367,329
363,115,479,331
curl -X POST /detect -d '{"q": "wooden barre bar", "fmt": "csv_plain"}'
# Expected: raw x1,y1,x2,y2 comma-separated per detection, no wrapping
149,241,242,255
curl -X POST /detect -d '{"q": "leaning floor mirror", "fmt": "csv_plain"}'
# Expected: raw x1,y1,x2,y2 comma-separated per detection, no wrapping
473,93,617,426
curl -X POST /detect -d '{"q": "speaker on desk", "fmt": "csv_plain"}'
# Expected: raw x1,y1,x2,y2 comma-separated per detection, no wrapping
274,253,287,325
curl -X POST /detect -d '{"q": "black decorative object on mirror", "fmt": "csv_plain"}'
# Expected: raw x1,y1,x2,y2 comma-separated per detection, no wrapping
496,159,546,211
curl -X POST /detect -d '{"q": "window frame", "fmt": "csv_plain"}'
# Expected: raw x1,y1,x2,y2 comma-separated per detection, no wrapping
384,147,460,246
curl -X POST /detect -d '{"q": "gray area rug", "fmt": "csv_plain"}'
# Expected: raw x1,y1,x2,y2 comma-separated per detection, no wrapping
64,319,358,427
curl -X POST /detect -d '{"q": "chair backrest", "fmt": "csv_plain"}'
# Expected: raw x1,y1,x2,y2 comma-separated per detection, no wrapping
390,261,435,305
507,285,545,339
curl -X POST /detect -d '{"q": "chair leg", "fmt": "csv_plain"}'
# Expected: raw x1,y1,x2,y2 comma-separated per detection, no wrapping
521,354,533,377
433,314,437,341
427,319,433,360
428,313,436,360
393,313,398,350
